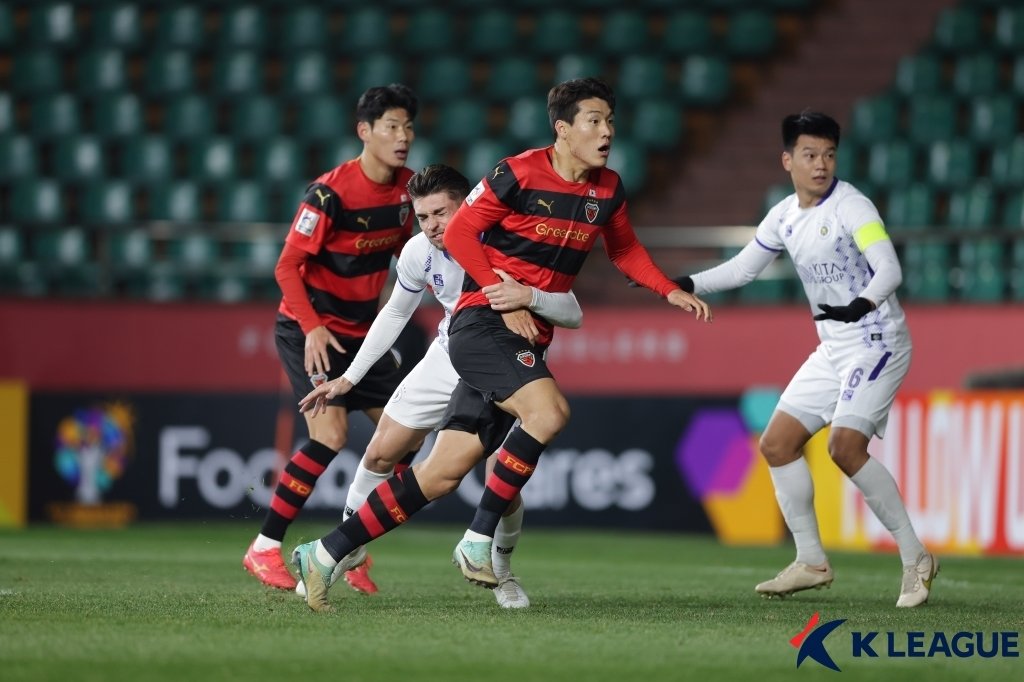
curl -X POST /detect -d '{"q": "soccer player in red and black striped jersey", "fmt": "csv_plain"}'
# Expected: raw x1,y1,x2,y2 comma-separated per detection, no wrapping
243,84,419,593
289,78,711,612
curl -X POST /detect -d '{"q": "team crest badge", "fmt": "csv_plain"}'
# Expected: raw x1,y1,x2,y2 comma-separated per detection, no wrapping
585,200,600,223
516,350,536,368
399,203,410,225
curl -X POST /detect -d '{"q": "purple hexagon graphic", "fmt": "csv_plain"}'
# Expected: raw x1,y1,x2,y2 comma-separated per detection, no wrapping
675,409,756,499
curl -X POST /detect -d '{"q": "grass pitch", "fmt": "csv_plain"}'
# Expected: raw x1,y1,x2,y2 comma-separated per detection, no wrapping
1,523,1020,682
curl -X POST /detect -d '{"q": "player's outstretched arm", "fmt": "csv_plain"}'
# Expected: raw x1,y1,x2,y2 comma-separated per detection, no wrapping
483,269,583,329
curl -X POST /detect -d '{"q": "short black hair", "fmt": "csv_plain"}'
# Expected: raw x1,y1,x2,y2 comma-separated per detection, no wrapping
355,83,418,124
407,164,471,203
547,77,616,133
782,110,840,151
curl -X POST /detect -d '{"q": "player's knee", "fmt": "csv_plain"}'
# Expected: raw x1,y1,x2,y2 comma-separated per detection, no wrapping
362,450,394,474
758,433,796,466
520,406,568,441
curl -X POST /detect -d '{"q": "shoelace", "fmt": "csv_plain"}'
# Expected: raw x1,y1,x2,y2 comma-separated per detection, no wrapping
498,577,524,601
900,566,922,593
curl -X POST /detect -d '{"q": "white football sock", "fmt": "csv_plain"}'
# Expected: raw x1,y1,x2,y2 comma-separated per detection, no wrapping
252,534,281,552
463,529,491,543
345,460,393,516
769,458,828,566
493,504,524,579
314,540,338,569
850,457,926,566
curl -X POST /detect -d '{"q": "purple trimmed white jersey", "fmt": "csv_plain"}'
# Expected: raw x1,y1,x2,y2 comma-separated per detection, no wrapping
394,232,466,354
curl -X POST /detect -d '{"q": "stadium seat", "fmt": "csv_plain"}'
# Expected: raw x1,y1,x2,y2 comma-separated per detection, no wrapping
281,52,333,96
952,53,1000,98
994,6,1024,52
762,183,791,215
462,138,520,186
679,55,731,106
348,54,404,99
465,9,518,56
926,138,976,189
164,94,214,140
958,238,1005,302
932,5,981,53
156,5,206,50
0,4,12,47
340,8,392,54
81,180,134,225
901,242,950,302
906,94,957,146
486,58,540,102
188,138,238,182
894,54,943,96
507,97,552,146
431,100,489,146
91,3,142,49
990,136,1024,189
218,181,269,223
212,51,263,96
76,49,127,94
232,234,282,274
403,8,454,55
662,10,714,56
1000,190,1024,229
946,181,996,230
616,55,667,99
725,9,777,58
968,95,1018,147
198,272,251,303
145,50,195,97
321,137,363,169
109,228,153,271
34,226,90,268
1011,56,1024,99
531,10,583,57
123,136,175,183
630,100,683,149
608,137,647,194
94,93,144,138
54,135,107,181
0,136,38,181
30,2,76,49
296,95,346,142
230,95,282,141
866,140,915,188
0,93,13,134
221,6,266,49
834,140,860,180
1011,240,1024,300
553,54,604,85
168,233,218,271
11,179,64,223
849,94,900,142
0,226,23,269
599,10,650,56
30,94,79,138
885,183,936,230
280,7,329,50
254,138,304,184
417,57,472,102
11,51,62,95
406,138,437,176
147,181,202,222
132,264,186,301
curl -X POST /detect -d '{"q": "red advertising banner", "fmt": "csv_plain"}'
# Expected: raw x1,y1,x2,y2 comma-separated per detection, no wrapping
1,299,1022,393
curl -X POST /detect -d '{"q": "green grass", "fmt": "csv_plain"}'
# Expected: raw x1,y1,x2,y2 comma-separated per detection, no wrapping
0,523,1021,682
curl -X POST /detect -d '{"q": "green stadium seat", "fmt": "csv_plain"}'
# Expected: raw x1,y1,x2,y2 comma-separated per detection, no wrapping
553,54,604,85
321,137,363,169
230,95,282,141
280,7,328,50
958,238,1006,302
989,136,1024,188
212,51,263,96
906,94,957,146
0,93,13,134
968,96,1018,147
932,5,981,53
218,181,269,223
12,51,62,94
946,181,996,230
198,272,251,303
123,136,174,183
0,226,23,268
465,9,518,56
30,2,76,49
1011,239,1024,300
834,140,860,181
109,229,153,271
952,53,1000,98
894,54,943,96
531,10,582,57
507,97,552,146
486,58,539,102
94,93,144,138
901,242,950,302
679,55,731,107
0,136,38,181
630,100,683,148
662,10,714,56
77,49,127,94
54,135,107,181
0,4,12,47
282,52,333,96
866,140,915,187
348,54,404,99
994,6,1024,52
148,181,202,222
255,138,303,184
156,6,205,50
168,233,218,272
34,226,90,267
462,138,520,187
221,6,266,49
599,10,650,56
1000,190,1024,229
11,179,64,223
616,55,667,99
296,96,346,142
232,235,282,274
406,138,437,176
417,57,472,102
145,50,195,97
30,94,79,138
81,180,134,225
885,183,936,230
164,94,214,140
132,264,186,301
926,139,976,189
403,8,454,55
762,183,791,215
188,138,238,182
849,94,900,142
607,137,647,194
91,3,142,49
431,100,489,146
340,8,392,54
725,9,777,58
1011,56,1024,99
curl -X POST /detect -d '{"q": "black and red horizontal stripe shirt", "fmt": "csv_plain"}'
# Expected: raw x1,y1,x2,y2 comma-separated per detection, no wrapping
443,146,677,346
278,159,414,338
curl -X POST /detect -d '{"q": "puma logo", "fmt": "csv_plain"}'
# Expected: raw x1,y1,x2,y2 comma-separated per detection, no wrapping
491,166,504,179
537,198,554,214
314,189,330,206
356,216,371,230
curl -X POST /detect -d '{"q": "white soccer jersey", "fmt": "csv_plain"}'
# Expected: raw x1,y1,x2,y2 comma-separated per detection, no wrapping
394,232,465,353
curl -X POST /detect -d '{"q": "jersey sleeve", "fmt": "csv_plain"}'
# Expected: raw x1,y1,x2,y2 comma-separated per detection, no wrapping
442,165,514,288
752,204,787,253
393,234,429,294
602,198,678,298
340,280,423,386
284,182,343,255
840,193,888,253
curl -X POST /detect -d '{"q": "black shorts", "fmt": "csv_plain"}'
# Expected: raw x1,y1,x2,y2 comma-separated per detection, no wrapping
447,306,552,402
274,316,403,411
438,379,518,455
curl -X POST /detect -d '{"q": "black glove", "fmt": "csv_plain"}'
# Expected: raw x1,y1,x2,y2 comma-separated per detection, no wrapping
814,297,873,323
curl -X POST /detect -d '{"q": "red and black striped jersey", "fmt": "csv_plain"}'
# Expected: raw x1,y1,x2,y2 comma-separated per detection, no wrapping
443,146,677,346
278,159,415,338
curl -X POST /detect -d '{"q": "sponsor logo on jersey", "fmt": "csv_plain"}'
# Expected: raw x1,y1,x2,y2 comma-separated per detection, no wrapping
295,208,319,236
491,166,504,179
433,274,444,286
516,350,535,367
537,198,554,214
354,233,402,250
819,225,830,237
314,188,331,206
466,180,485,206
585,200,600,223
842,389,855,401
785,224,794,237
356,215,372,230
535,223,591,243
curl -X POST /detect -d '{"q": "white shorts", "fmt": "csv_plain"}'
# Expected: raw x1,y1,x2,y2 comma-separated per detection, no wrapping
383,338,461,430
776,343,911,439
